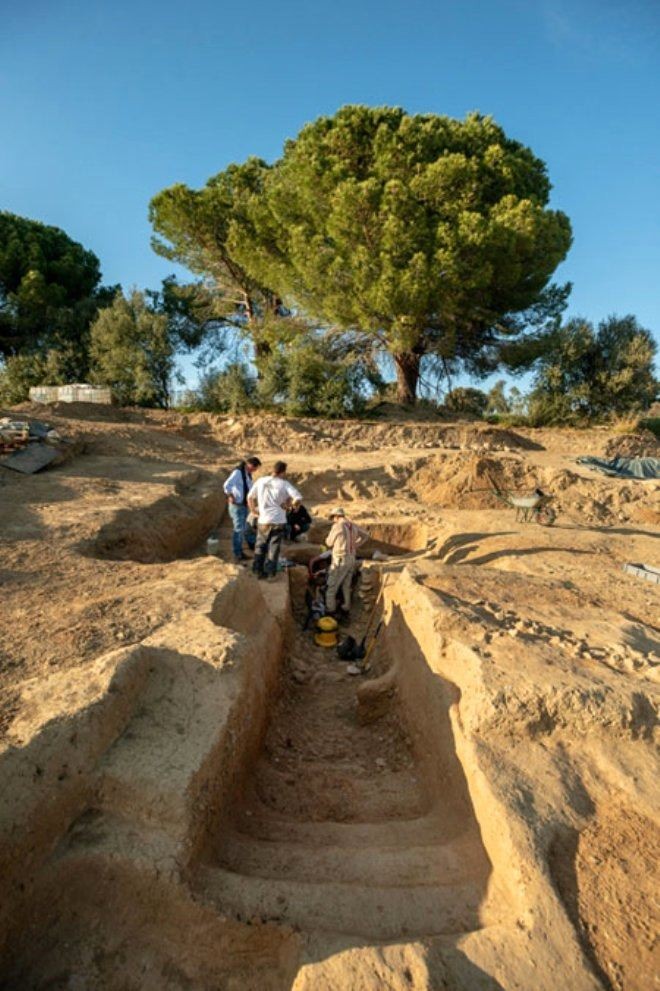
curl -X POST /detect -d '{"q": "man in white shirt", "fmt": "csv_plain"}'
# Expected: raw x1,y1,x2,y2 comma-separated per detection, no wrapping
223,456,261,563
248,461,303,580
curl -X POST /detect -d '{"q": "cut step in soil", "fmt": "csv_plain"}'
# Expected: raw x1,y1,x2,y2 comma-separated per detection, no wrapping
196,570,494,942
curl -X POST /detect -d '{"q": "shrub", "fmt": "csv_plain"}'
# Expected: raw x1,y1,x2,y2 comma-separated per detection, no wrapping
0,348,79,406
0,354,47,406
89,290,174,407
444,387,488,417
529,315,658,423
640,417,660,440
258,336,378,418
197,362,257,413
610,413,645,435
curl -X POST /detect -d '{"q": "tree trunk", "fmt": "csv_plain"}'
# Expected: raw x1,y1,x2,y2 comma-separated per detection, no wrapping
393,351,421,405
247,310,271,378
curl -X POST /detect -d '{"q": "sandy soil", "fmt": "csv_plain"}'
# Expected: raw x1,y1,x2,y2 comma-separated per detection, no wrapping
0,402,658,990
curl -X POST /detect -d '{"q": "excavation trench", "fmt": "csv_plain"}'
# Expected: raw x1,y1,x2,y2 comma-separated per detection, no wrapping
84,471,225,563
84,481,428,567
194,566,500,944
307,519,429,555
2,564,509,988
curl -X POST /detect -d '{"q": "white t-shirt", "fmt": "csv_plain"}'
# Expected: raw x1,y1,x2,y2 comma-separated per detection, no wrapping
250,475,303,525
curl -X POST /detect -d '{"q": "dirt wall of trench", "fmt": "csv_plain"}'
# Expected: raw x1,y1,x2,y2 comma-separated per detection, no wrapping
0,565,292,986
376,567,604,990
0,644,152,958
88,471,224,563
368,585,524,928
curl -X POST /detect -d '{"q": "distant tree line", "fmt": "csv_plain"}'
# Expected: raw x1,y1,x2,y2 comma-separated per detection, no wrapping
1,105,657,419
0,213,197,408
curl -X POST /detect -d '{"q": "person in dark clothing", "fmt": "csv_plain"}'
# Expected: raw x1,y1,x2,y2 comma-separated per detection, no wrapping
285,503,312,542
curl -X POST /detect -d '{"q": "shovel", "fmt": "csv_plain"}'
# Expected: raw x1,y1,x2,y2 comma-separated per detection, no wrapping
347,621,383,676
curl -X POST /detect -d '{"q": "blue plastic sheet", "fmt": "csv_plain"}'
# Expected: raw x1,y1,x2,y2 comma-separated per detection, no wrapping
577,456,660,479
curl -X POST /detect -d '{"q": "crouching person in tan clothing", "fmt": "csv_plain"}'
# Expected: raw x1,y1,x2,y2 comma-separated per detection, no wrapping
325,508,369,615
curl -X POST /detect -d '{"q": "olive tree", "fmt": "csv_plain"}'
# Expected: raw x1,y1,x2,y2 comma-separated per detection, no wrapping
528,314,658,422
89,290,175,407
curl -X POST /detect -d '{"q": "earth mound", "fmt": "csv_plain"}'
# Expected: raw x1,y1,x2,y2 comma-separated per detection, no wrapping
603,430,660,458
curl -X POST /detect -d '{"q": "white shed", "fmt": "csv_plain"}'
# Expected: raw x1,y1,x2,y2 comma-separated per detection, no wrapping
29,384,113,405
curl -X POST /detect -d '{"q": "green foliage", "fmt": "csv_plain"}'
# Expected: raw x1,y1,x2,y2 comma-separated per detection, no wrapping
146,276,212,351
529,315,658,423
89,290,175,407
507,386,527,416
257,333,382,418
640,417,660,439
444,386,488,416
227,105,572,403
0,353,48,406
0,211,114,365
149,161,283,362
196,363,257,414
484,379,509,415
0,346,90,406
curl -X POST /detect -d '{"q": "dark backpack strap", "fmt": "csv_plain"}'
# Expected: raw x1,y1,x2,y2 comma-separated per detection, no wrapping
238,462,249,505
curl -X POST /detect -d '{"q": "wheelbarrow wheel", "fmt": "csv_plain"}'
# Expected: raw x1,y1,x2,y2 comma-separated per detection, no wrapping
537,506,557,527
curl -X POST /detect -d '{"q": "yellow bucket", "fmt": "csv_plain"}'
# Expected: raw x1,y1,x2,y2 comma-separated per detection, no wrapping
315,615,338,647
315,631,338,647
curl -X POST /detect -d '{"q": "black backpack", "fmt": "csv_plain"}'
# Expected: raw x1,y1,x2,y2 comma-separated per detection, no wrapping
337,635,366,661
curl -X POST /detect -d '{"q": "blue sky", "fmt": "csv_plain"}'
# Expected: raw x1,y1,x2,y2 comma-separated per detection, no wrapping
2,0,659,387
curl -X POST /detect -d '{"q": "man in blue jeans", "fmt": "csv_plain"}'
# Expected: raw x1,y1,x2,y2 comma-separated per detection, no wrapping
223,456,261,563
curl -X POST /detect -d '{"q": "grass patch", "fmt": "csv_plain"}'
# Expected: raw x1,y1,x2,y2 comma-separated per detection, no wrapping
640,417,660,439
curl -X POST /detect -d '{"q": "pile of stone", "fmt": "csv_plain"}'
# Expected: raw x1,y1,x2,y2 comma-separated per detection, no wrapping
0,418,30,453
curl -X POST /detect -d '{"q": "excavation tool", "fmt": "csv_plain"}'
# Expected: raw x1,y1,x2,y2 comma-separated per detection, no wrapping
342,574,387,675
486,472,557,526
315,615,339,648
347,620,383,676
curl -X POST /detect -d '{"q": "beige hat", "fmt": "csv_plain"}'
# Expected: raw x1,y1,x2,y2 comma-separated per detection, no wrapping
329,507,346,518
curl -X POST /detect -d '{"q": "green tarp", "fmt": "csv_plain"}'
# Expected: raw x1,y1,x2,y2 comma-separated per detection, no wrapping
577,456,660,479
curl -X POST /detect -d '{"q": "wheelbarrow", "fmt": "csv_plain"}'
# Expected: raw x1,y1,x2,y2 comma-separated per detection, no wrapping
486,472,557,526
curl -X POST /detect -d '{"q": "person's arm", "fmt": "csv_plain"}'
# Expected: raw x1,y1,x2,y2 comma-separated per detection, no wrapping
284,481,303,506
247,478,259,514
223,468,241,504
325,522,339,547
300,505,312,526
355,525,370,547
